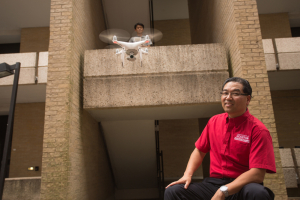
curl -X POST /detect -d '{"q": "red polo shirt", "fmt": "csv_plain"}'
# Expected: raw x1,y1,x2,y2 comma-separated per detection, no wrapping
195,110,276,179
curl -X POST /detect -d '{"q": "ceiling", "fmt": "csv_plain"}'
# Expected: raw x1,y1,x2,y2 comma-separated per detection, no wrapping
87,103,223,121
0,84,46,115
0,0,300,44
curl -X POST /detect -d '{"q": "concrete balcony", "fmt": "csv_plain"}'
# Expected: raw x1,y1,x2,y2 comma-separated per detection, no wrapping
0,52,48,115
263,37,300,90
84,44,229,121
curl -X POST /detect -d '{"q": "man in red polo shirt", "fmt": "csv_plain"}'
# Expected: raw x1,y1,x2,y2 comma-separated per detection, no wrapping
164,77,276,200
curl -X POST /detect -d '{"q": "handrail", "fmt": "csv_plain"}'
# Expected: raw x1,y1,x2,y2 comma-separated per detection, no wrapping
155,120,164,199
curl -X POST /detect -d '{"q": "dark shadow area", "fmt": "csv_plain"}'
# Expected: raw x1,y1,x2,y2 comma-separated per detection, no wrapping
0,115,9,178
0,43,20,54
291,27,300,37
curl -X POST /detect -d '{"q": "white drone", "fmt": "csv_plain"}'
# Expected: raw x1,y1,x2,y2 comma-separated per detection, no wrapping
112,35,150,66
99,28,163,67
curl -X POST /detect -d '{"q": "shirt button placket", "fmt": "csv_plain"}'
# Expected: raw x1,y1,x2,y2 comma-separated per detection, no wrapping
222,122,233,177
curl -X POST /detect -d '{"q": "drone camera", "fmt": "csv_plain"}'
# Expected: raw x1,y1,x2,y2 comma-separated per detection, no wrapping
127,52,136,61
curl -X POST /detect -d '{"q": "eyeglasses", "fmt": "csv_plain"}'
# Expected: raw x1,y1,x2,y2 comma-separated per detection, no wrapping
220,91,249,97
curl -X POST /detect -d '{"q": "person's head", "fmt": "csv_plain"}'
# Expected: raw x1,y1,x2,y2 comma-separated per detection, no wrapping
134,23,144,36
221,77,252,118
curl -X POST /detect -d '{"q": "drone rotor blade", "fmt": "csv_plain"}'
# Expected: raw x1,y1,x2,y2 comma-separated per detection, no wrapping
99,29,130,44
105,44,121,49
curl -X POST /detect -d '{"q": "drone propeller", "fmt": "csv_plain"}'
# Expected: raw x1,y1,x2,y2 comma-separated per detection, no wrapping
99,29,130,45
131,28,163,42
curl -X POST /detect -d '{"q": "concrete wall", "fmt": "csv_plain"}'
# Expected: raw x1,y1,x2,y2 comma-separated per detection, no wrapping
9,103,45,178
154,19,191,46
159,119,202,179
271,90,300,148
20,27,50,53
259,13,292,39
188,0,287,198
40,0,113,199
3,177,41,200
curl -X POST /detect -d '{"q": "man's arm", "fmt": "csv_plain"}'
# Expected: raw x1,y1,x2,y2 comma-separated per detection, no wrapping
166,148,206,189
211,168,266,200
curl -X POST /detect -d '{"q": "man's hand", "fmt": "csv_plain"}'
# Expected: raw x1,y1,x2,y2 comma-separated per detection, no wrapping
165,174,192,189
211,189,225,200
165,148,206,190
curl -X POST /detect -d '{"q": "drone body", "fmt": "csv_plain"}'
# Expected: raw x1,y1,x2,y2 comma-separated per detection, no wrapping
99,28,162,66
113,35,150,66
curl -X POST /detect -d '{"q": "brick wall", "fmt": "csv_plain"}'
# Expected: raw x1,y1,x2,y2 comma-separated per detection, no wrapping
159,119,203,179
271,90,300,148
40,0,112,199
188,0,287,198
9,103,45,178
259,13,292,39
154,19,191,46
20,27,50,53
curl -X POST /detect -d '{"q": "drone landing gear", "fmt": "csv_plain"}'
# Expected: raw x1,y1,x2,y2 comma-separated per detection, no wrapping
116,48,125,67
139,48,148,67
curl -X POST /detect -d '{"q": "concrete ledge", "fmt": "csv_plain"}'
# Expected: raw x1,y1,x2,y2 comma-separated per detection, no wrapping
84,71,228,109
0,68,36,85
5,177,41,180
263,37,300,71
265,54,276,71
84,44,227,77
0,53,37,67
279,53,300,70
262,39,274,54
275,37,300,53
38,67,48,83
294,148,300,167
38,52,48,67
0,52,48,86
3,177,41,200
282,168,298,188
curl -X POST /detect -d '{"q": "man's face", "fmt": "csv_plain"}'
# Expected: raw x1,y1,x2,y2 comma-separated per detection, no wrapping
135,25,144,35
221,81,251,118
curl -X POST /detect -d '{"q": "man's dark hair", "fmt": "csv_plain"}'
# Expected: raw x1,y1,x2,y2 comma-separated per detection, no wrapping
222,77,253,97
134,22,144,29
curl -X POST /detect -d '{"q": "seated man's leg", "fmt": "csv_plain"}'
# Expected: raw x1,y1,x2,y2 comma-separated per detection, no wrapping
164,180,218,200
230,183,274,200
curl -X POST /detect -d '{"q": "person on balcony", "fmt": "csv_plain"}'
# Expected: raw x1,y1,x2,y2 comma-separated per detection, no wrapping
164,77,276,200
129,22,152,46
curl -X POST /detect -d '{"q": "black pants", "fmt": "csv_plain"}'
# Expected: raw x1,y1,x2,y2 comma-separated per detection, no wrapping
164,177,274,200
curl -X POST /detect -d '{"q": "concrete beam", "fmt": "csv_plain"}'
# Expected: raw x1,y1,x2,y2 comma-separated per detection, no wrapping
84,71,228,109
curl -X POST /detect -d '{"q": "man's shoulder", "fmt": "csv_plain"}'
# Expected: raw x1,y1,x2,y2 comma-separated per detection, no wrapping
208,113,227,123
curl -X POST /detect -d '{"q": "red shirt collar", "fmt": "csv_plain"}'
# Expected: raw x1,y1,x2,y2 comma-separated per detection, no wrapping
226,109,250,126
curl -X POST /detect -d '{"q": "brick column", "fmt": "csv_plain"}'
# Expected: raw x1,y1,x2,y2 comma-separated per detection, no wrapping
233,1,287,199
40,0,113,199
40,0,73,199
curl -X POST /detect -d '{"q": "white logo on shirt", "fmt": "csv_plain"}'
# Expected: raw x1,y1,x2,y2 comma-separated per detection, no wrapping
234,134,250,143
